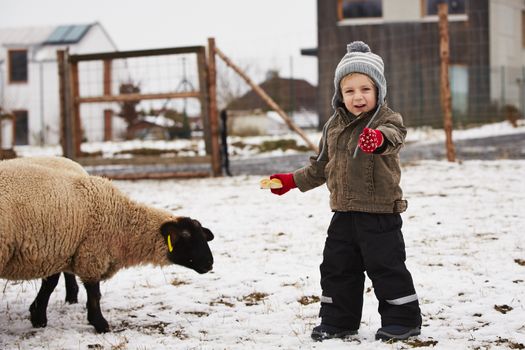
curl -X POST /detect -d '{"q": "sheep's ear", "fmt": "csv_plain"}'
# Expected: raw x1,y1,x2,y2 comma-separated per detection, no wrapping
160,221,191,240
202,227,214,242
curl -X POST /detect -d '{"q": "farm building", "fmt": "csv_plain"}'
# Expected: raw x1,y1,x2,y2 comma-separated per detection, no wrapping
226,71,318,135
308,0,525,127
0,22,118,146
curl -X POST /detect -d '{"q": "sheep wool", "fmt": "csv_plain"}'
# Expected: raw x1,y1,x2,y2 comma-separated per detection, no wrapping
0,156,182,282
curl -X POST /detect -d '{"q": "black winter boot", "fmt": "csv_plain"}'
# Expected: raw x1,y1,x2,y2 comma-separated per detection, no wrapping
311,323,357,341
375,325,421,341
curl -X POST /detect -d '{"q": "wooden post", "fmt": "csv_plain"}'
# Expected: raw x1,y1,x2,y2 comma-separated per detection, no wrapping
103,59,112,142
207,38,222,176
104,109,112,141
57,50,75,159
70,60,82,157
214,46,319,153
438,2,456,162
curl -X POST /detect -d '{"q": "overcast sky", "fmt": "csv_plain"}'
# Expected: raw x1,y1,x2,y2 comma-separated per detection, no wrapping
0,0,318,84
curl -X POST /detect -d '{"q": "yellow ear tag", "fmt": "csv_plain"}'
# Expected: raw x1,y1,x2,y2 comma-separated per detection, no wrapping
167,234,173,252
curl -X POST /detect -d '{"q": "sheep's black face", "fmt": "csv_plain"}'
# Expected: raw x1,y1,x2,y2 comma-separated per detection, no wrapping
161,218,214,274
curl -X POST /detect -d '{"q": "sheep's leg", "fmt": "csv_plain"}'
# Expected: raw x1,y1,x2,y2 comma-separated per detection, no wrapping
84,281,110,333
29,273,60,328
63,272,79,304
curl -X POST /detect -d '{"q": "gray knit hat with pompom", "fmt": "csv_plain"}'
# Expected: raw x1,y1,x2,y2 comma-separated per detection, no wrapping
331,41,387,110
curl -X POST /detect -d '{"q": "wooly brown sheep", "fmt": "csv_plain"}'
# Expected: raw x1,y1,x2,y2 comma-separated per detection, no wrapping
0,156,214,333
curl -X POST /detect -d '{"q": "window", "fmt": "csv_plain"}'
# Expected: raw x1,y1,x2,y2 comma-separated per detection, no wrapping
424,0,466,16
8,50,28,83
449,65,468,116
338,0,383,21
13,110,29,145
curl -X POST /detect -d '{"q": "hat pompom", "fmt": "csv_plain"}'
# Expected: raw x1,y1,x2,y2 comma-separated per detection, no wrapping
347,41,370,53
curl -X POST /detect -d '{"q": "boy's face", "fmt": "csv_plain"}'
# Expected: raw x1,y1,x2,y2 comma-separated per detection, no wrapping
340,73,377,116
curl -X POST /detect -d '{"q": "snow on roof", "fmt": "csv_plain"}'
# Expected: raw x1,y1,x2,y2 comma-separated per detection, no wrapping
0,25,55,47
0,23,96,49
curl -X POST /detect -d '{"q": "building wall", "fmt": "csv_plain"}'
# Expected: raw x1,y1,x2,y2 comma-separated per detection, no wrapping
0,23,119,145
489,0,525,110
317,0,491,127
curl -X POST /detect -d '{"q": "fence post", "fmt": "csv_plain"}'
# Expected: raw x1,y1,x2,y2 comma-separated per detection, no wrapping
103,59,112,141
207,38,222,176
438,2,456,162
57,49,75,159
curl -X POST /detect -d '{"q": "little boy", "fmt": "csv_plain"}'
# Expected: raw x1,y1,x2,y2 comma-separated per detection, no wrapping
270,41,422,341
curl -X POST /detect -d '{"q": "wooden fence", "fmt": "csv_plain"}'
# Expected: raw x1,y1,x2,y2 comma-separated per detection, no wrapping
58,44,221,178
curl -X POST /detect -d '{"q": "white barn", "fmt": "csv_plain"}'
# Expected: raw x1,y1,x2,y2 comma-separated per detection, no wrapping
0,22,118,146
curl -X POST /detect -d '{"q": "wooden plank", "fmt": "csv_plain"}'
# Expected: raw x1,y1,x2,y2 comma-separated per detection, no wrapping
77,155,212,167
438,3,456,162
97,171,211,180
69,46,206,62
77,91,201,104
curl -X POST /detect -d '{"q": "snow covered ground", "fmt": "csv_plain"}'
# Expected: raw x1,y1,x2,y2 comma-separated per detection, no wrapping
1,122,524,349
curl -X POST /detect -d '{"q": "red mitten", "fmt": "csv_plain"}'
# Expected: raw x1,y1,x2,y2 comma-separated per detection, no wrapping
358,127,384,153
269,173,297,196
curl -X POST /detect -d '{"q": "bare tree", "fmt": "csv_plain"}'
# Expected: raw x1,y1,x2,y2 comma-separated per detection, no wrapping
216,59,254,110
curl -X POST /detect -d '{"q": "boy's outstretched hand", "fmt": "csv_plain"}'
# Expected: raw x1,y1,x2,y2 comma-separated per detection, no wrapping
358,127,384,153
269,173,296,195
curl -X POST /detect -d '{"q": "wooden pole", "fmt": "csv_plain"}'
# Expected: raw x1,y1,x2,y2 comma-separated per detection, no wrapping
214,46,319,153
103,59,112,142
57,50,75,159
207,38,222,176
70,60,82,157
438,2,456,162
103,109,112,141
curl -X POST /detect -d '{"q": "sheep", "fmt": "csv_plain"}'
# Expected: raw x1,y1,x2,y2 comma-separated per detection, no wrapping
0,156,214,333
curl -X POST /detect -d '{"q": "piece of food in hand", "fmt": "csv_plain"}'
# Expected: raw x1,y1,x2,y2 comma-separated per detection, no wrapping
260,178,283,189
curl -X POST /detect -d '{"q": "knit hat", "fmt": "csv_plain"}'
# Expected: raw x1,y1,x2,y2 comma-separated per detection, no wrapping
331,41,387,110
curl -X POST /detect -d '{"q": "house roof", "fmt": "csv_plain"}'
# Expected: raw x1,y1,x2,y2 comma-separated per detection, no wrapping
0,25,56,47
227,73,317,112
0,22,115,49
44,24,92,45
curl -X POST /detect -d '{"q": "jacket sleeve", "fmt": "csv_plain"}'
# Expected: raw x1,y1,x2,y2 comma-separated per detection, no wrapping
376,111,407,155
292,119,331,192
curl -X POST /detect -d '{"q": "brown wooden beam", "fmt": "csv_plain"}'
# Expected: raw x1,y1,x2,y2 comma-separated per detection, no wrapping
77,91,201,104
69,46,206,62
97,171,211,180
77,155,212,167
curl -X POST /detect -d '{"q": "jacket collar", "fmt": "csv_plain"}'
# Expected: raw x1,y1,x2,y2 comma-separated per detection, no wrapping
337,106,380,126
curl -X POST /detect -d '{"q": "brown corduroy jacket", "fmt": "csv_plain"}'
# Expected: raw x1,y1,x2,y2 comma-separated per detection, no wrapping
293,104,408,213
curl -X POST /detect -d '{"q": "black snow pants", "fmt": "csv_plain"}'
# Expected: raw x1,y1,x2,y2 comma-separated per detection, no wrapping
319,211,422,330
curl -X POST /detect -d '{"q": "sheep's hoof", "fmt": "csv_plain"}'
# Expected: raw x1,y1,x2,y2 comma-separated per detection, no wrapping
29,303,47,328
89,317,110,333
65,295,78,304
